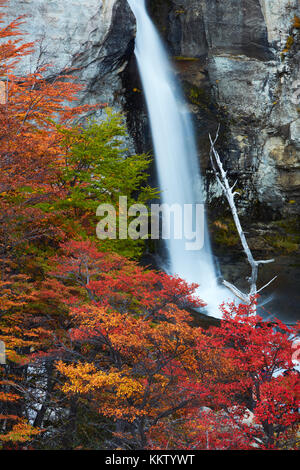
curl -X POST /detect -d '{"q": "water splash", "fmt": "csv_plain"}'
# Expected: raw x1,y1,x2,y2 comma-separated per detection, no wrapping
127,0,233,317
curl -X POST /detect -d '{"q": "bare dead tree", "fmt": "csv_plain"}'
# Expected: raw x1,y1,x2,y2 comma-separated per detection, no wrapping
209,128,277,305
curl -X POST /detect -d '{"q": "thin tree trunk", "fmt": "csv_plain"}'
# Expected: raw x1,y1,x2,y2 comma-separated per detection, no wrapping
209,130,276,305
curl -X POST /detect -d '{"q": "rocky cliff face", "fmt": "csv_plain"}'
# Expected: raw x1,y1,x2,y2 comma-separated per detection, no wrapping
148,0,300,219
8,0,299,217
8,0,135,132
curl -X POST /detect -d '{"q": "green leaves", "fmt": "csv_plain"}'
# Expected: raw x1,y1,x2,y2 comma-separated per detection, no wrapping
53,110,159,258
59,110,157,207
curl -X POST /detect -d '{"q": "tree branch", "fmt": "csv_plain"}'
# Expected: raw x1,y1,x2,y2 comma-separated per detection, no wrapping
209,130,277,305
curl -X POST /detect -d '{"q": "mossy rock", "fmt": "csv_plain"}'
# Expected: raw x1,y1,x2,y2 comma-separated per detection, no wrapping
264,217,300,254
181,82,211,112
148,0,173,35
210,217,240,248
173,56,199,62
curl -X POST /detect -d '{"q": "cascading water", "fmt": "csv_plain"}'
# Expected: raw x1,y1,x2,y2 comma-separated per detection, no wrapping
127,0,233,316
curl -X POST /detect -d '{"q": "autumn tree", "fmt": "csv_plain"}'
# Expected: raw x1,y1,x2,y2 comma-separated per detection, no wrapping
36,110,159,258
0,5,83,255
0,2,157,444
0,264,46,448
203,302,300,449
32,239,204,449
148,302,300,450
0,1,99,446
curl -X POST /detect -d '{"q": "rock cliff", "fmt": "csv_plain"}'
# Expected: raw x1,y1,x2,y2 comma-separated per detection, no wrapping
7,0,299,216
148,0,300,218
8,0,135,125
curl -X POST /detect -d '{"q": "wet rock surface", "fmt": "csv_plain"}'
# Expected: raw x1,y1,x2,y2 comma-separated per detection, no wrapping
147,0,300,218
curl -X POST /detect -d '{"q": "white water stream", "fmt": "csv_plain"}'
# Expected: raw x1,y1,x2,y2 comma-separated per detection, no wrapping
127,0,233,316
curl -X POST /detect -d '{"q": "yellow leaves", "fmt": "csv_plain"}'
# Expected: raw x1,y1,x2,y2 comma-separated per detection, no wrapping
293,16,300,29
213,220,228,231
152,374,169,390
57,361,144,401
3,349,24,363
57,359,150,422
99,404,147,422
57,361,96,394
0,420,41,443
115,376,144,399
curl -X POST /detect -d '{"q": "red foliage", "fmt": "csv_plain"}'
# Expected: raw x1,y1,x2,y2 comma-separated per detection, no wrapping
50,239,205,315
149,302,300,450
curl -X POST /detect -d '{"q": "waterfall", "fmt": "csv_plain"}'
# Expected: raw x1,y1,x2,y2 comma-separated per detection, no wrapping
127,0,232,316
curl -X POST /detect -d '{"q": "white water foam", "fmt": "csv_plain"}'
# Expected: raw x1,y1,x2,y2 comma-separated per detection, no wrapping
127,0,234,316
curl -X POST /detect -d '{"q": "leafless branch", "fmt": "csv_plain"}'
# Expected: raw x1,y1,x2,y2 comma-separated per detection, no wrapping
209,129,277,305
